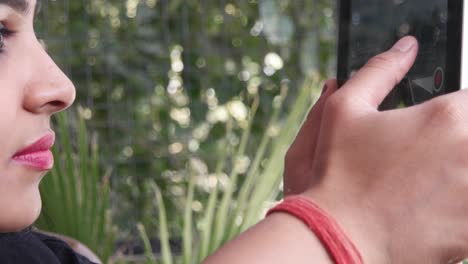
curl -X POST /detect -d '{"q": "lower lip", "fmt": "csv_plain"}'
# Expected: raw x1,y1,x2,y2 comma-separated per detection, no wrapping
12,150,54,171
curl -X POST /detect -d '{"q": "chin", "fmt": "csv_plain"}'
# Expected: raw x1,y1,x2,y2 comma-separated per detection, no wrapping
0,189,42,233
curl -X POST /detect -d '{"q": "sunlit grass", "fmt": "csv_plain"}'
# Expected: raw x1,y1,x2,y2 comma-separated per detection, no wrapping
132,77,322,264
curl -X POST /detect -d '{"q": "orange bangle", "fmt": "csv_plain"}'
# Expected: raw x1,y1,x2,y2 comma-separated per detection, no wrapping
267,196,364,264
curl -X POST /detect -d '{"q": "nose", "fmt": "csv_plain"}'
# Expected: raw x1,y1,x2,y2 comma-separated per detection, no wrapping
22,43,76,115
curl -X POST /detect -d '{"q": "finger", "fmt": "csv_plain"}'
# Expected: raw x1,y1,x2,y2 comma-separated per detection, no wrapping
339,36,418,109
297,79,338,148
290,79,337,155
285,79,338,195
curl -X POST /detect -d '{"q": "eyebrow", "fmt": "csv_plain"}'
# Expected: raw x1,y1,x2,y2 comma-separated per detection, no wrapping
0,0,38,16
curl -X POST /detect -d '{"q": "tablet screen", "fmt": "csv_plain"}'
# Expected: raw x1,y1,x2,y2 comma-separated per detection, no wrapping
340,0,452,108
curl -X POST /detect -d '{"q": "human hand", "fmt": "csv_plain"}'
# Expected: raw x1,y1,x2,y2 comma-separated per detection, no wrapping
284,79,338,196
301,36,468,263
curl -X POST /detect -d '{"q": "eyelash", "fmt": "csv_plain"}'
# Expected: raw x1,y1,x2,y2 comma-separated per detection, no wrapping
0,24,15,53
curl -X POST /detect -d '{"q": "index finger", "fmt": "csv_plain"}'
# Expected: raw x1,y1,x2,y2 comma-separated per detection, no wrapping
339,36,419,109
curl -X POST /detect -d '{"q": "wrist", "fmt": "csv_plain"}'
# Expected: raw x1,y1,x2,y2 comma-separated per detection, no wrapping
300,186,392,264
301,182,456,264
268,195,363,264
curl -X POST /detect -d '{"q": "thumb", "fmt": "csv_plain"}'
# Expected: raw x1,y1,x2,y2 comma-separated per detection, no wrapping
339,36,418,109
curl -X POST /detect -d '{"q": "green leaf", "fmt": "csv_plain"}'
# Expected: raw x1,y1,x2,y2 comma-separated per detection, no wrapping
138,223,157,264
152,183,174,264
36,109,115,262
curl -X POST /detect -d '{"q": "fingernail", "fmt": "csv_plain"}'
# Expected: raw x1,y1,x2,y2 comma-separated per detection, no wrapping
392,37,415,52
321,84,328,96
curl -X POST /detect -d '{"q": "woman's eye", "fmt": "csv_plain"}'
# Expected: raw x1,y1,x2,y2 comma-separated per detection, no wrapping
0,23,14,51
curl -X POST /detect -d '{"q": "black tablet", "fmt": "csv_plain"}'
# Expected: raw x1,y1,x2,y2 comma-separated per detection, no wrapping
337,0,466,109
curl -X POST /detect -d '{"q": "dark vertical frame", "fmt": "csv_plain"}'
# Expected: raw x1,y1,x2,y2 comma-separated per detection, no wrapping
446,0,463,93
337,0,351,87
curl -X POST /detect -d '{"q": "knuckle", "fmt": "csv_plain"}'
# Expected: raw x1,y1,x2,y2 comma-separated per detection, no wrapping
430,98,463,124
324,95,342,114
324,96,342,119
324,94,352,121
365,53,401,84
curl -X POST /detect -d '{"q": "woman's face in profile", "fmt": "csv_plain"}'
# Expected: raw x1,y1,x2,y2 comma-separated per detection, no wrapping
0,0,75,232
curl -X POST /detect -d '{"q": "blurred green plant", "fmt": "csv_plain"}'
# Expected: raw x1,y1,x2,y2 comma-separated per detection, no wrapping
36,0,336,234
36,109,116,263
124,77,322,263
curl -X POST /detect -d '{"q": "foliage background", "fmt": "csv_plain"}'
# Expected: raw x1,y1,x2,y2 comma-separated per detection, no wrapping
35,0,336,261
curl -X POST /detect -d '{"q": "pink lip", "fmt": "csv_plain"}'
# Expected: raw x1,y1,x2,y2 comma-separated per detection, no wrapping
12,133,55,171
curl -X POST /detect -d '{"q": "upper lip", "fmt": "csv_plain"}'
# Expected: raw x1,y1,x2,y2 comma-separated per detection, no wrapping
13,132,55,157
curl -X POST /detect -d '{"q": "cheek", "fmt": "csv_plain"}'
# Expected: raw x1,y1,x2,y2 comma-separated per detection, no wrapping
0,73,23,165
0,33,46,232
0,66,42,230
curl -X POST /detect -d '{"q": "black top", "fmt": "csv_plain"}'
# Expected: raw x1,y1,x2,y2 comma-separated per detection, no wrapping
0,227,97,264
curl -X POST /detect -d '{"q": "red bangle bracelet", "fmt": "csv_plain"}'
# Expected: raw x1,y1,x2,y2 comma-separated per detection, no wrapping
267,196,364,264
